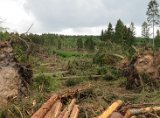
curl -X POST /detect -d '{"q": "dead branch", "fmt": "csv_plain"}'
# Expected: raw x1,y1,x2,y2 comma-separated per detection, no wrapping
25,24,33,34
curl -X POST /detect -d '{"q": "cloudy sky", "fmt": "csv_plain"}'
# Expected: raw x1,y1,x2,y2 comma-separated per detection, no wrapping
0,0,151,36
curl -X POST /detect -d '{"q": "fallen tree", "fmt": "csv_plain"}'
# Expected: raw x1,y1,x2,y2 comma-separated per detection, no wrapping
0,40,32,107
119,48,160,90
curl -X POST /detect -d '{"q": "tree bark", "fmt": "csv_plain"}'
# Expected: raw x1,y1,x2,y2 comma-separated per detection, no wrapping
31,95,59,118
124,106,160,118
98,100,123,118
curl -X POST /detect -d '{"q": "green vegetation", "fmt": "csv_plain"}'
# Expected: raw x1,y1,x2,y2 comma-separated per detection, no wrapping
1,1,160,117
33,74,60,92
147,0,160,51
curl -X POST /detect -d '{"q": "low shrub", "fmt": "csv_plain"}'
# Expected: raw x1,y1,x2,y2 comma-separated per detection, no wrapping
33,74,60,92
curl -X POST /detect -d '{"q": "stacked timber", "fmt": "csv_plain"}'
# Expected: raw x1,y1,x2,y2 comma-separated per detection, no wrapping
31,95,79,118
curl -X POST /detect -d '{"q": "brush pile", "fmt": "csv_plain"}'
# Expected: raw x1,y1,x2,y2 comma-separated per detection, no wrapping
0,40,32,108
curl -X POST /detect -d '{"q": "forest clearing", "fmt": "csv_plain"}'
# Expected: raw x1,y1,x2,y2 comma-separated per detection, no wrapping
1,0,160,118
0,33,160,118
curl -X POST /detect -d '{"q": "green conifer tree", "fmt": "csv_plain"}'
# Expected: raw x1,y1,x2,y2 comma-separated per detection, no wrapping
146,0,160,51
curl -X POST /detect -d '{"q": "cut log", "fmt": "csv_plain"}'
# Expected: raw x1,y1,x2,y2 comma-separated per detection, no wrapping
68,99,76,114
124,106,160,118
130,116,137,118
53,101,63,118
31,95,59,118
69,105,79,118
63,99,76,118
62,111,69,118
109,112,123,118
121,103,160,112
98,100,123,118
44,100,62,118
57,108,67,118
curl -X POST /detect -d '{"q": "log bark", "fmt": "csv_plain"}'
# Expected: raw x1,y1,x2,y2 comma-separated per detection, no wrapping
44,100,62,118
98,100,123,118
69,105,79,118
124,106,160,118
31,95,59,118
62,111,69,118
53,101,63,118
57,108,67,118
63,99,76,118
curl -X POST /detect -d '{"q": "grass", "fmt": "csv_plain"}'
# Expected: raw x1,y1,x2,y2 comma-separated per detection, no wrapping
53,49,81,58
1,74,61,118
32,74,60,92
2,38,160,117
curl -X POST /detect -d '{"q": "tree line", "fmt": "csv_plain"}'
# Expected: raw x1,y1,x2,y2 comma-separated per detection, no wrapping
100,20,135,47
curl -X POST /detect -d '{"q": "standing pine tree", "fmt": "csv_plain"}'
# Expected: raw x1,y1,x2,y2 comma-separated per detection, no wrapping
84,38,95,51
146,0,160,51
100,29,105,41
155,30,160,48
123,26,129,45
77,38,83,51
128,22,135,46
106,23,113,41
130,22,136,37
123,26,134,46
114,19,125,44
58,39,62,49
141,21,150,42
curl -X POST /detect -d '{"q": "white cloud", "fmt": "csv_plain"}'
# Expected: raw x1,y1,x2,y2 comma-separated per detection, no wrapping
55,25,142,37
0,0,153,37
0,0,35,33
55,26,105,35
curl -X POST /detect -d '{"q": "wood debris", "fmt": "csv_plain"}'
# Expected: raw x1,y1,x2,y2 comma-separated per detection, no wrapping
31,96,79,118
31,85,160,118
98,100,123,118
98,100,160,118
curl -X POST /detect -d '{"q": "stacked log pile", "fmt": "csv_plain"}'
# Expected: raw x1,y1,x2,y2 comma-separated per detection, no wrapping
31,95,79,118
31,85,93,118
32,96,160,118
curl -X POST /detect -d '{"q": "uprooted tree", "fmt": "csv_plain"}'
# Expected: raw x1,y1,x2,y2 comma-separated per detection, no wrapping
122,48,160,90
0,38,32,108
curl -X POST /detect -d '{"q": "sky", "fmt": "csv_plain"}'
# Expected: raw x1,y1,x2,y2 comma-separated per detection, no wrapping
0,0,151,36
